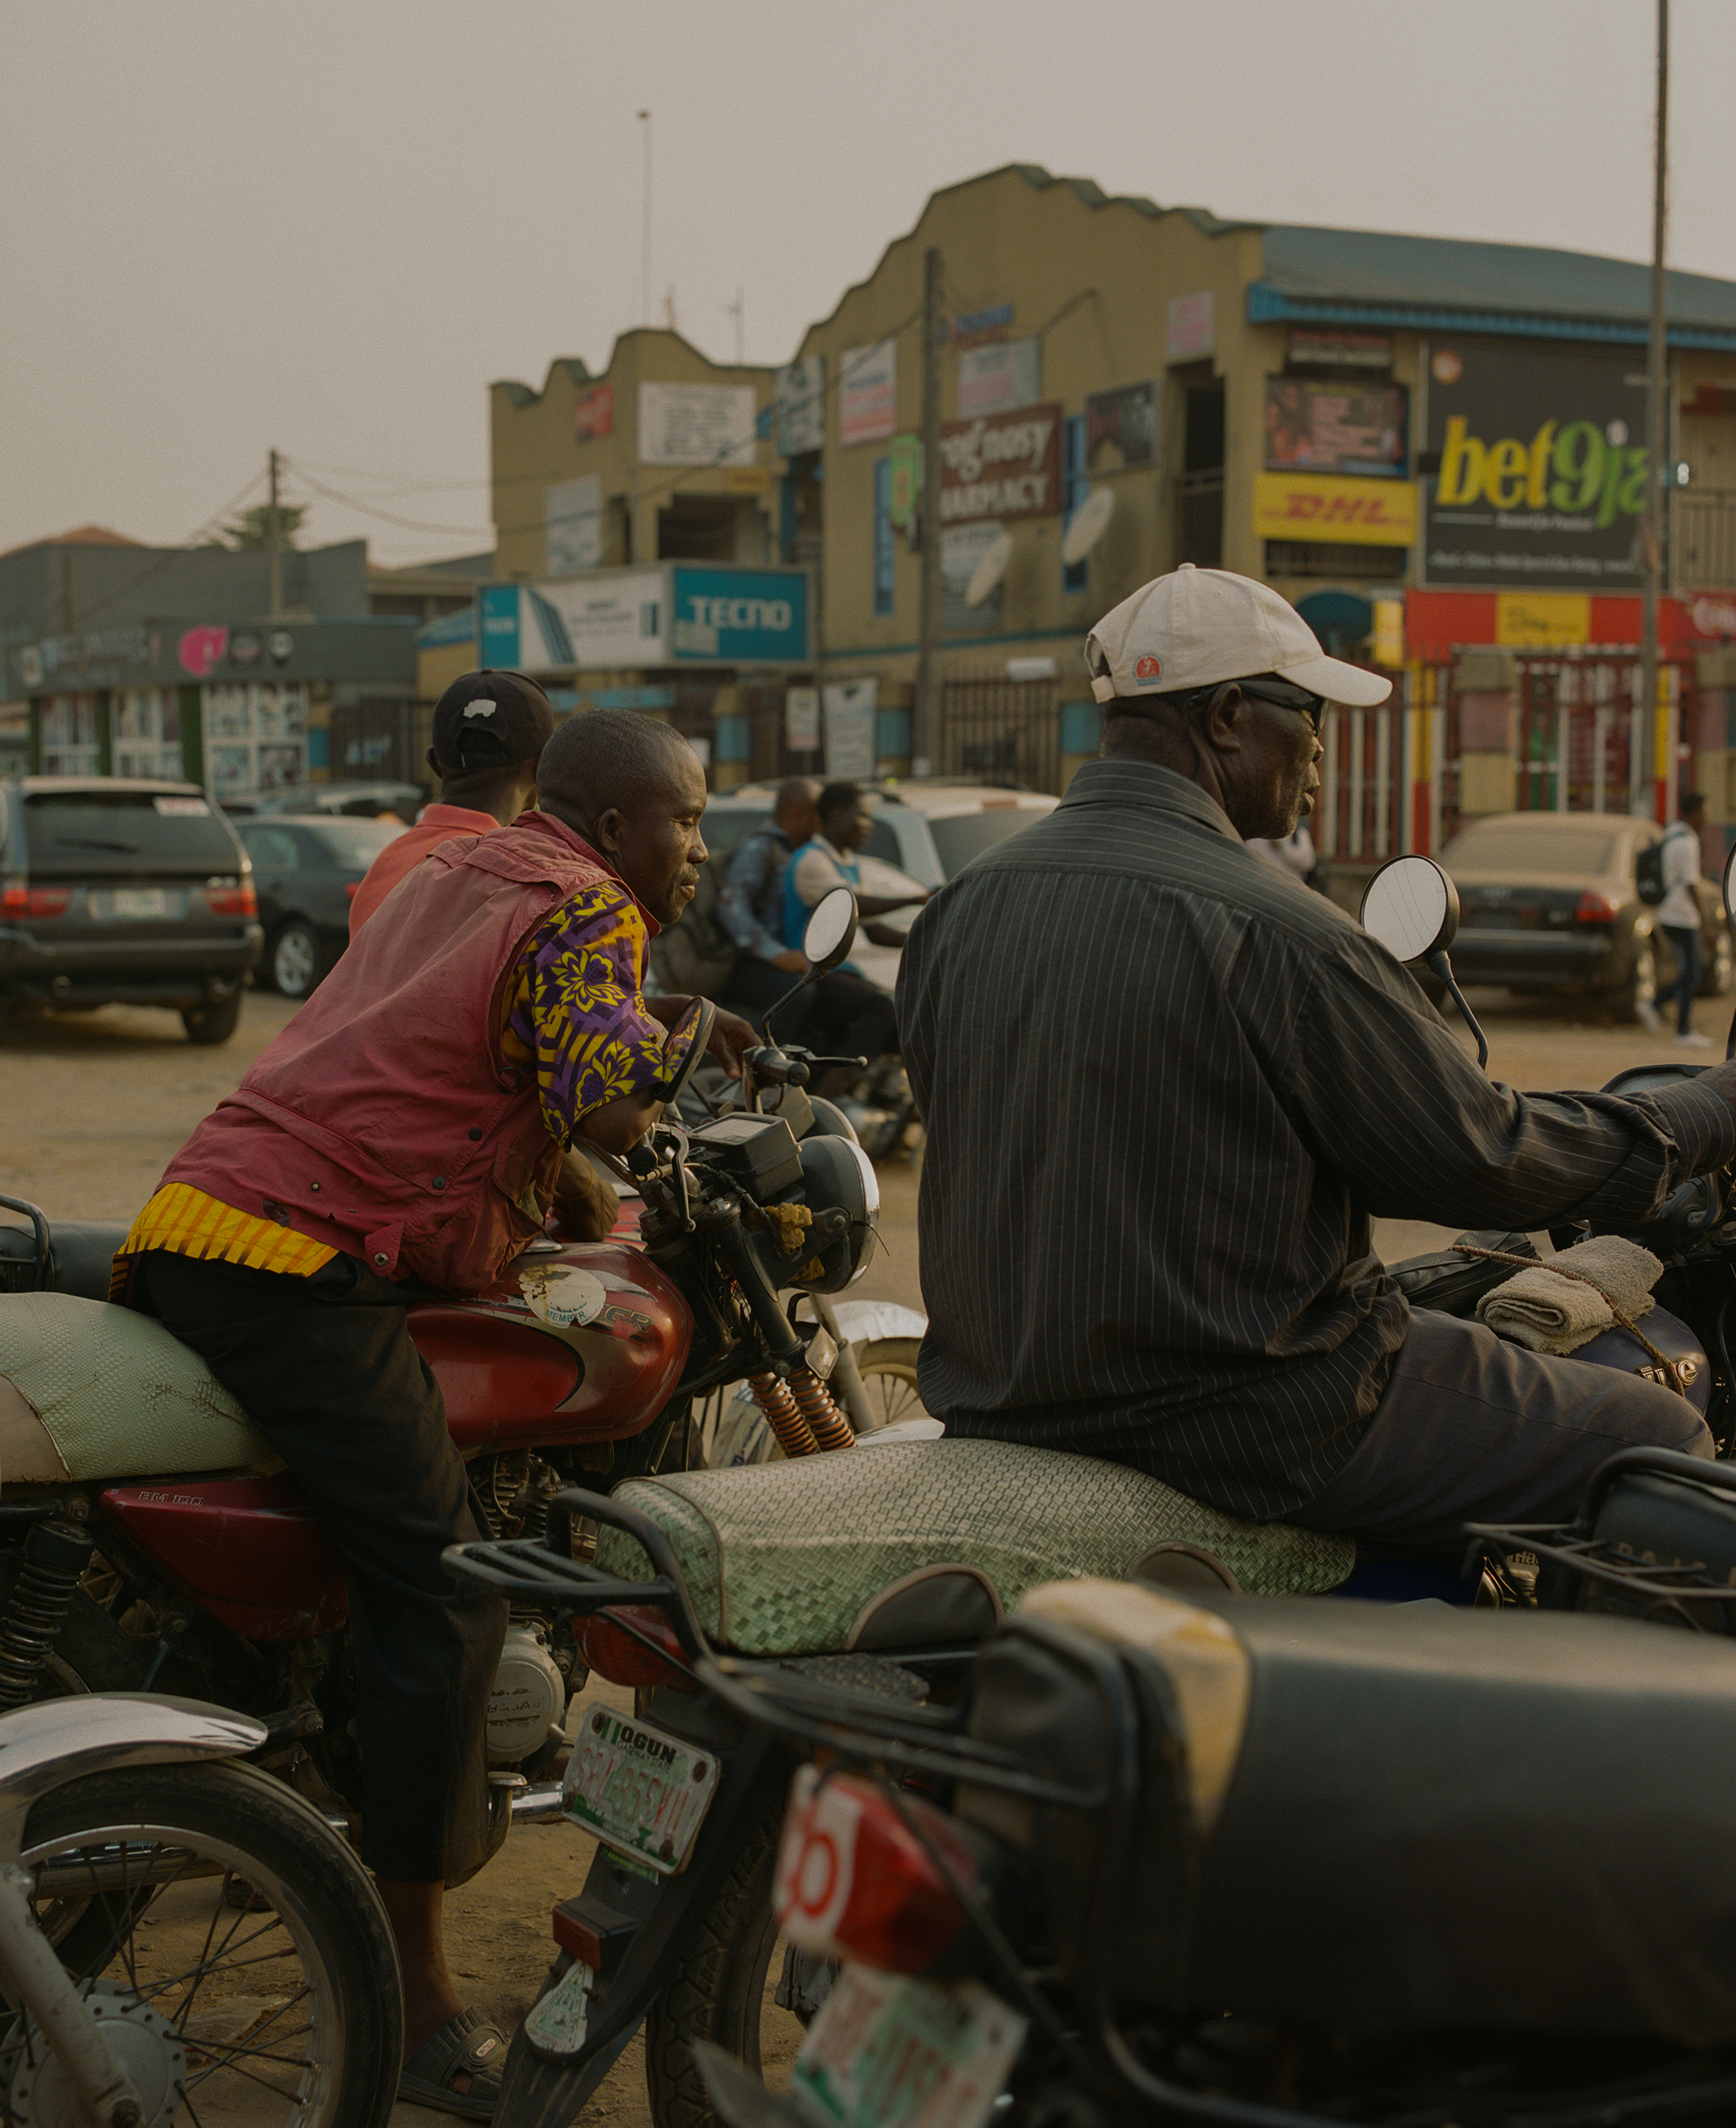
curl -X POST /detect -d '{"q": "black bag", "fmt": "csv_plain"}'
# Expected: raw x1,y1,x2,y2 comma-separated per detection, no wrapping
1636,837,1667,905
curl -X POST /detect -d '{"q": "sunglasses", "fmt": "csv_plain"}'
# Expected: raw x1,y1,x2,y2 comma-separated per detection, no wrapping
1173,673,1326,732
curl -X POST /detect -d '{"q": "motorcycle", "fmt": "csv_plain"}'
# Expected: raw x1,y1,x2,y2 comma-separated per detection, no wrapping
450,1439,1736,2128
430,851,1736,2128
0,1687,399,2128
0,888,892,1880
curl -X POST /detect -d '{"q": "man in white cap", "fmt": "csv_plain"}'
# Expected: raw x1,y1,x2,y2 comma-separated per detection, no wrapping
898,566,1733,1546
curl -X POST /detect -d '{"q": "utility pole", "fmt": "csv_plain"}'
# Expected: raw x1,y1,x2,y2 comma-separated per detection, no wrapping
267,447,282,621
637,110,653,328
1640,0,1669,823
726,287,745,365
912,246,944,778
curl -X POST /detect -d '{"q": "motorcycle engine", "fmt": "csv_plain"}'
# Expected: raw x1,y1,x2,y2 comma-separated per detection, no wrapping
486,1623,567,1763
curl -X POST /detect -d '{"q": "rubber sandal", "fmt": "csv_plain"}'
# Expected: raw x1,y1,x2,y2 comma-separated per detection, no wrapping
398,2008,508,2121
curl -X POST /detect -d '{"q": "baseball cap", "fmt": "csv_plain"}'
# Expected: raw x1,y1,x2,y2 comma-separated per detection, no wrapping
1084,565,1392,709
431,670,557,772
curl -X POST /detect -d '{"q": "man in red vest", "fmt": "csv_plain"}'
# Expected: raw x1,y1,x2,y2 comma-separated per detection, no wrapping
348,670,557,936
114,706,753,2117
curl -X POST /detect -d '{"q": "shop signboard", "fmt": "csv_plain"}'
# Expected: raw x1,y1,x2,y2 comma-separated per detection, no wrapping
822,679,878,777
1422,341,1650,590
775,357,825,456
670,567,809,664
544,476,602,575
478,584,523,668
1265,379,1407,478
951,303,1013,351
939,404,1062,524
638,382,757,468
519,572,667,669
1167,292,1215,363
939,522,1005,634
1086,383,1158,469
838,340,897,447
786,686,821,752
957,337,1040,418
888,434,922,529
1288,328,1392,372
574,384,614,441
1254,471,1418,546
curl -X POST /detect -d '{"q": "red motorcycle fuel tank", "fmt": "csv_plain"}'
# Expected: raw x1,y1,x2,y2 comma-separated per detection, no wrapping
405,1240,692,1453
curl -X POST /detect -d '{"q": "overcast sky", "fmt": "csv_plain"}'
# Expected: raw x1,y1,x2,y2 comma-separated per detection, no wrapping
6,0,1731,568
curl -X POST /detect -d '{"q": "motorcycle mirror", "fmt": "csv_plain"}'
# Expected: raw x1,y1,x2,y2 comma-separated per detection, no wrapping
1359,855,1460,963
802,887,858,974
1359,854,1488,1070
654,996,717,1107
1722,842,1736,924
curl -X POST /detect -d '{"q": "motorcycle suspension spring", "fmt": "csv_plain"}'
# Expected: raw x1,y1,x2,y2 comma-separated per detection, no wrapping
789,1367,856,1453
0,1520,94,1710
747,1372,820,1458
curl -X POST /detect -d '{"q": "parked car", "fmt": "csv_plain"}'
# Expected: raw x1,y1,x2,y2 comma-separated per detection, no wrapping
237,813,407,998
224,779,425,820
1439,810,1732,1022
0,776,261,1043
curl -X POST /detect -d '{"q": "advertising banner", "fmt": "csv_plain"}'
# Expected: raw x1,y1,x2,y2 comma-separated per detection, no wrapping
888,434,923,529
574,384,614,441
1288,328,1392,372
670,567,809,664
939,522,1005,634
544,476,602,576
822,679,878,778
522,573,667,669
939,403,1062,523
1167,292,1215,363
951,302,1013,351
638,382,757,468
774,357,825,456
786,686,820,752
957,337,1040,418
838,340,897,447
1254,471,1418,547
1264,379,1407,478
1087,383,1158,469
1422,341,1650,590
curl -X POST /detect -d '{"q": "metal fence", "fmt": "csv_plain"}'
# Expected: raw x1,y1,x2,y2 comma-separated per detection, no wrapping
1674,493,1736,592
327,698,431,790
937,676,1059,791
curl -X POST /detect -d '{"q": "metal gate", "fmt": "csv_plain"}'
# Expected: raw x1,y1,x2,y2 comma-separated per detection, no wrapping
938,676,1058,791
1513,654,1694,822
328,698,431,790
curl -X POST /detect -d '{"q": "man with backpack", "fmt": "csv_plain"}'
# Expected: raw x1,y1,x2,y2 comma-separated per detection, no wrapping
1653,792,1711,1048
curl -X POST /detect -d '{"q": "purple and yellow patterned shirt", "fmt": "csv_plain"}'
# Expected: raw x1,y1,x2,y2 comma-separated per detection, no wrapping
496,881,670,1140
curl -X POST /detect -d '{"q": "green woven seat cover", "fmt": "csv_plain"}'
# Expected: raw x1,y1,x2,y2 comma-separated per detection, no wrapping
0,1293,271,1480
596,1438,1354,1653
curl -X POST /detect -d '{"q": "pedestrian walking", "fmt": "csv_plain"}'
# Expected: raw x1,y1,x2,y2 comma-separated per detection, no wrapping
1658,792,1711,1048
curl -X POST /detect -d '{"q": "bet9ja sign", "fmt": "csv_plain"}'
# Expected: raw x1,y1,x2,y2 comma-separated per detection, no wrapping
1423,341,1650,591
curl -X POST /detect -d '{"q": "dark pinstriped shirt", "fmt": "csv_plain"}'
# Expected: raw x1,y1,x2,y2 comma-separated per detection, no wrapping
896,759,1736,1520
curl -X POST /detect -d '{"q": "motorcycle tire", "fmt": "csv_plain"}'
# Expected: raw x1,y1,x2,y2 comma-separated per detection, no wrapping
644,1800,793,2128
21,1759,402,2128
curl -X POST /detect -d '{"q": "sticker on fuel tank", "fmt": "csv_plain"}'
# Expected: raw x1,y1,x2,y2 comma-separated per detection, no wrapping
517,1264,608,1328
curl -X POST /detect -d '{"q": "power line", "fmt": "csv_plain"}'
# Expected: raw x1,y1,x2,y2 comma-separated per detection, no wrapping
67,465,272,628
283,463,492,539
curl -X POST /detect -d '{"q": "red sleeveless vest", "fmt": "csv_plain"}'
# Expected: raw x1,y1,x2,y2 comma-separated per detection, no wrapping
164,811,654,1293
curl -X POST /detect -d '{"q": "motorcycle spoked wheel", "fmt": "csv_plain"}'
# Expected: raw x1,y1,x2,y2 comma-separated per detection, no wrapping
15,1761,402,2128
644,1802,818,2128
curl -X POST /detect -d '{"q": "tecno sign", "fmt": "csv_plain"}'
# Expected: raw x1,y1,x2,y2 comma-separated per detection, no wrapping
939,403,1062,522
685,595,792,633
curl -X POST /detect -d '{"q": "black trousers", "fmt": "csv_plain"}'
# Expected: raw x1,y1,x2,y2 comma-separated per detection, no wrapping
729,954,898,1061
1292,1306,1713,1550
138,1250,507,1883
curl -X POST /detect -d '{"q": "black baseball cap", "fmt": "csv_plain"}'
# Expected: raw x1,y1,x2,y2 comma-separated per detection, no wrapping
431,670,557,772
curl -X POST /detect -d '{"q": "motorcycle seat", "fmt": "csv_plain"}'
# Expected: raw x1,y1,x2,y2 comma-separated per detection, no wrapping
0,1291,271,1484
597,1439,1355,1655
0,1221,131,1304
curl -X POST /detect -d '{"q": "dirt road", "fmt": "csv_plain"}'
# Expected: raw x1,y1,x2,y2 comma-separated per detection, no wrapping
0,979,1727,2126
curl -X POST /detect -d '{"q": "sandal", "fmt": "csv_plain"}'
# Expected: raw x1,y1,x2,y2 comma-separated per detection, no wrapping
398,2008,508,2121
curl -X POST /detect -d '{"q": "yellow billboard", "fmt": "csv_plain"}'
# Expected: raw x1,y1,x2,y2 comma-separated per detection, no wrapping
1493,593,1589,647
1254,471,1417,548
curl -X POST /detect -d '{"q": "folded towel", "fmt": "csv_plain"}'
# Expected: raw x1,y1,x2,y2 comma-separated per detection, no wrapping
1476,1234,1662,1356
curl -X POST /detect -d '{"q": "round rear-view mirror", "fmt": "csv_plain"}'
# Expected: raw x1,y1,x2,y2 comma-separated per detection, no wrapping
1359,855,1460,965
802,886,858,973
1722,841,1736,923
655,996,716,1107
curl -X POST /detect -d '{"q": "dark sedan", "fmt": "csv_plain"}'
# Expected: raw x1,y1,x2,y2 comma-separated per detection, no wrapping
237,814,406,999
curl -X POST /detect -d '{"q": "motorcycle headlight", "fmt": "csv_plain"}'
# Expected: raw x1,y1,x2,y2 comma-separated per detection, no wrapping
787,1133,879,1293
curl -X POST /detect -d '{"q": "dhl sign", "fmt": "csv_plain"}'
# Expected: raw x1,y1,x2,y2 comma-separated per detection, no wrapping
1253,471,1418,547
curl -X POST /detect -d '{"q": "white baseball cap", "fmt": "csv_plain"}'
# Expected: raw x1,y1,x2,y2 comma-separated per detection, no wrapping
1084,565,1392,709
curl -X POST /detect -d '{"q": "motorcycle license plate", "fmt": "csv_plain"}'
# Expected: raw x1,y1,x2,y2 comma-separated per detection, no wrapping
791,1966,1025,2128
562,1707,719,1874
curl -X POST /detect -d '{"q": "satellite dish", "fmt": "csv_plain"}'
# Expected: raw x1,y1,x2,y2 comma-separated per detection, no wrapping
965,530,1014,608
1062,486,1115,567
